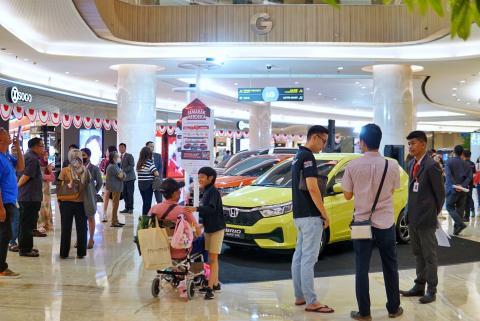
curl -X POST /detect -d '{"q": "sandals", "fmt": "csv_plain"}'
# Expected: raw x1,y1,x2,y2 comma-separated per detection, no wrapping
87,240,94,249
295,301,306,306
305,305,335,313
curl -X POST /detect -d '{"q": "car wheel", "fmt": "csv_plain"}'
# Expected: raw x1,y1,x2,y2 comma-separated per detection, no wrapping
396,210,410,244
319,228,329,257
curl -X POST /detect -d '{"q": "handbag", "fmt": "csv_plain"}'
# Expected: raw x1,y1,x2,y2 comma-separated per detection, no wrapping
56,168,81,201
152,177,163,191
350,159,388,240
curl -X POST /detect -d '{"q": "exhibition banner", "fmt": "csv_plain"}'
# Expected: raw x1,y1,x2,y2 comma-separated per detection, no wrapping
180,99,214,173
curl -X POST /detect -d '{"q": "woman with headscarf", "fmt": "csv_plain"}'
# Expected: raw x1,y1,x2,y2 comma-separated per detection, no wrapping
105,151,125,227
58,149,91,259
37,150,55,235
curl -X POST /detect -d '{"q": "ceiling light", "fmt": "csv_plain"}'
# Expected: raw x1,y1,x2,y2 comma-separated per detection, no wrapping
355,81,360,85
452,93,457,96
95,79,99,82
466,102,471,105
337,66,344,71
460,80,466,84
294,81,299,85
452,87,457,91
7,52,14,55
306,88,310,91
333,97,337,101
23,58,29,62
361,86,366,89
234,82,238,86
456,98,461,101
318,93,322,96
65,71,70,74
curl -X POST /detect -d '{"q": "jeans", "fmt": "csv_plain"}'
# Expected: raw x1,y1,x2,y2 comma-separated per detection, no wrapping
59,201,88,258
10,205,19,245
446,191,467,230
154,190,163,204
0,204,14,272
291,216,323,305
122,180,135,211
18,201,41,254
409,225,438,293
353,225,400,317
139,186,154,216
476,185,480,208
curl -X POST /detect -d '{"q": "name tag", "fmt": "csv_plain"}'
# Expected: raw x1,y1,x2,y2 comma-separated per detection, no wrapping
413,182,419,193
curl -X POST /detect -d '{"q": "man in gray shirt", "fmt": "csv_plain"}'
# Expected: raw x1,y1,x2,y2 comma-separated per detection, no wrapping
18,137,45,257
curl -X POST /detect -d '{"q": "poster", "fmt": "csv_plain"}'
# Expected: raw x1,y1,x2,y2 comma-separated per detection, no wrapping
167,136,184,178
181,99,214,174
80,128,103,166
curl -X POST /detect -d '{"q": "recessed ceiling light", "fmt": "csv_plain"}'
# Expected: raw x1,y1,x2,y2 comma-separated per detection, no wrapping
7,52,14,55
306,88,310,91
452,87,457,91
361,86,366,89
466,102,471,105
95,79,99,82
456,98,461,102
234,82,238,86
355,81,360,85
337,66,344,71
318,93,322,96
333,97,337,101
23,58,29,62
294,81,299,85
65,71,70,74
452,93,457,96
460,80,466,84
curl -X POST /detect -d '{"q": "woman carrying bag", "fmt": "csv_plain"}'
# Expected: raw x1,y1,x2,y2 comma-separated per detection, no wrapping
57,149,93,259
106,151,125,227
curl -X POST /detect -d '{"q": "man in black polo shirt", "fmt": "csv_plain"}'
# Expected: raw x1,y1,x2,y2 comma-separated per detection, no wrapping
18,137,44,257
291,125,333,314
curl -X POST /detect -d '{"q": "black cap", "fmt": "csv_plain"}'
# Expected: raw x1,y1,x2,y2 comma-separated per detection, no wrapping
159,178,185,194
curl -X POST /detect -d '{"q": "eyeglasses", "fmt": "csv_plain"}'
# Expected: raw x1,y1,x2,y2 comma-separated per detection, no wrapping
317,135,327,145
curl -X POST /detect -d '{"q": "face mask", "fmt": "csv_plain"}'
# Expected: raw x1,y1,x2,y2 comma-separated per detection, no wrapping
71,159,82,168
83,158,88,164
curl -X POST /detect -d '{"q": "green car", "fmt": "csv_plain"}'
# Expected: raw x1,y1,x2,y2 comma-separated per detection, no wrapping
222,153,409,255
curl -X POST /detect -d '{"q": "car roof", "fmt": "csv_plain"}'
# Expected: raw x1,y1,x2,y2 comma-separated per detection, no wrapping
314,153,361,161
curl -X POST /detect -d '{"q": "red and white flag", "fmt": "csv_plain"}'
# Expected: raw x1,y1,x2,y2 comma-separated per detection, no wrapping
83,117,93,129
12,106,23,120
1,104,12,121
103,119,111,130
112,120,118,131
93,118,103,129
62,115,73,129
50,112,61,126
25,108,37,122
38,110,49,124
73,115,83,129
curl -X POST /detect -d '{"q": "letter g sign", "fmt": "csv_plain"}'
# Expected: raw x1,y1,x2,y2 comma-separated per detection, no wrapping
250,13,273,35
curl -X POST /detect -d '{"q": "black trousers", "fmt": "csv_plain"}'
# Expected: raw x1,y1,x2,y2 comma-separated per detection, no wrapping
59,201,88,258
409,225,438,293
446,191,467,229
139,186,154,216
154,190,162,204
19,201,41,254
123,180,135,210
464,189,475,218
353,225,400,317
0,204,14,272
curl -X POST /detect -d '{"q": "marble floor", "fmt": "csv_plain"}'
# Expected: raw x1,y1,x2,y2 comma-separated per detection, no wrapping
1,200,480,321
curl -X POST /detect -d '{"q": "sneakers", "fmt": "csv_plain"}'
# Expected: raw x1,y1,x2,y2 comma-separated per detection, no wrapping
388,307,404,318
111,223,125,227
0,268,21,278
204,287,215,300
119,209,129,213
213,283,222,293
454,224,467,236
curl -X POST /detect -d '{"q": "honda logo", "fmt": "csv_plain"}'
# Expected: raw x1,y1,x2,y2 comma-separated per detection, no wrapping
229,208,240,218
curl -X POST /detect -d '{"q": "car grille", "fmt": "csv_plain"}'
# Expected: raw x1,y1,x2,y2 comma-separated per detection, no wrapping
223,207,263,226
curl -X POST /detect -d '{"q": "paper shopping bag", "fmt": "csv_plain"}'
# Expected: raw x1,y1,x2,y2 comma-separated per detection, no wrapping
138,224,172,270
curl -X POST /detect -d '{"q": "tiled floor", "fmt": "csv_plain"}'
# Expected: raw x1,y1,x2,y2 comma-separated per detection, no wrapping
1,202,480,321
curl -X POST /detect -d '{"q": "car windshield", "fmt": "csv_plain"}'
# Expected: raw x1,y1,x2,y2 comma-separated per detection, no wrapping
253,159,338,187
224,151,257,169
224,158,277,176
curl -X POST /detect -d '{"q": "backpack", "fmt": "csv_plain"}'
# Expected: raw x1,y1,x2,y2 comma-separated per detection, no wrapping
171,214,194,249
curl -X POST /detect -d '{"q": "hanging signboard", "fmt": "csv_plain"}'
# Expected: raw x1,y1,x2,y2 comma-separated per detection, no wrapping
238,87,304,102
181,99,214,173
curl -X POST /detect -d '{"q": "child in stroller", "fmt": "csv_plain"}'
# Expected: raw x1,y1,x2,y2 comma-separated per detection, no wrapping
148,178,206,300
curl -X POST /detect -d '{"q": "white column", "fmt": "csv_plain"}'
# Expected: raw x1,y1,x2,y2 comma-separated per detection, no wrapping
372,64,415,153
116,64,157,159
249,103,272,150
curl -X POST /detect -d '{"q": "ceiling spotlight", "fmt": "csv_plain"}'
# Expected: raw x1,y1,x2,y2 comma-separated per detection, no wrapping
452,87,457,91
456,98,461,102
23,58,29,62
234,82,238,86
7,52,14,55
318,93,323,96
452,93,457,96
95,79,99,82
333,97,337,101
467,102,471,105
460,80,466,84
65,71,70,74
361,86,366,89
294,81,299,85
355,81,360,85
306,88,310,91
337,66,344,71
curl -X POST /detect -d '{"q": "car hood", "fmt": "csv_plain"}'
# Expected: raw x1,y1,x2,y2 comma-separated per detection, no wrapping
216,176,255,188
222,185,292,208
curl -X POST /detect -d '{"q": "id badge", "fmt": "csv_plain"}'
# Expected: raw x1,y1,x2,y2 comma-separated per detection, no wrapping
413,182,419,193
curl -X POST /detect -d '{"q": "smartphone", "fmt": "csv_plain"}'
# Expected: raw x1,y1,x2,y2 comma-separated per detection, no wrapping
16,126,22,139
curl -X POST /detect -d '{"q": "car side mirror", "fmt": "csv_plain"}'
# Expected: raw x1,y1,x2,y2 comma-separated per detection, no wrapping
333,183,343,194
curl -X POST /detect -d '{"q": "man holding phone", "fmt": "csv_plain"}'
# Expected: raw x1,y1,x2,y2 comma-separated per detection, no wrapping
0,128,24,277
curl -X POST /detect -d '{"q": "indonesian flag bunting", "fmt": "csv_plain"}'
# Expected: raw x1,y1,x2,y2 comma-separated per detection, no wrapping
73,115,83,129
112,120,118,131
25,109,37,122
49,112,61,126
83,117,93,129
38,110,49,124
93,118,103,129
166,125,175,135
61,115,73,129
103,119,111,130
1,104,12,120
12,106,23,120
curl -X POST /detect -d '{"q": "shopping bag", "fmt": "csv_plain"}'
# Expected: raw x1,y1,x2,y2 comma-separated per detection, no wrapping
138,223,172,270
435,221,451,247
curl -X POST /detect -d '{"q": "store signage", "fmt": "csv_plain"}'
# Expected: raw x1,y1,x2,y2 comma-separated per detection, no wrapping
181,99,214,173
238,87,304,102
5,86,33,104
250,13,273,35
237,120,249,130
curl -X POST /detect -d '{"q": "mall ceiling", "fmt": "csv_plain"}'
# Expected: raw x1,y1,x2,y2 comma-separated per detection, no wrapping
0,0,480,132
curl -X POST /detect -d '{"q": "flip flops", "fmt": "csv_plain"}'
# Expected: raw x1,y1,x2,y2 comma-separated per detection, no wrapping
305,305,335,313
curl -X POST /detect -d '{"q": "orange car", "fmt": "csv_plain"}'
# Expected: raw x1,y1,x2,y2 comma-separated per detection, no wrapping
216,154,293,196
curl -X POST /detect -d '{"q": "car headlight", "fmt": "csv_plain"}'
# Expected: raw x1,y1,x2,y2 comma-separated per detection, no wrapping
259,202,293,218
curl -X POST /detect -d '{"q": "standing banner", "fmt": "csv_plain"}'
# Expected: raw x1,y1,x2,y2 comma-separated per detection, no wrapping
180,99,214,174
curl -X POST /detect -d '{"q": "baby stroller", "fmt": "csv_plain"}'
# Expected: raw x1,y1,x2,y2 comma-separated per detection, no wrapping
150,217,209,300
